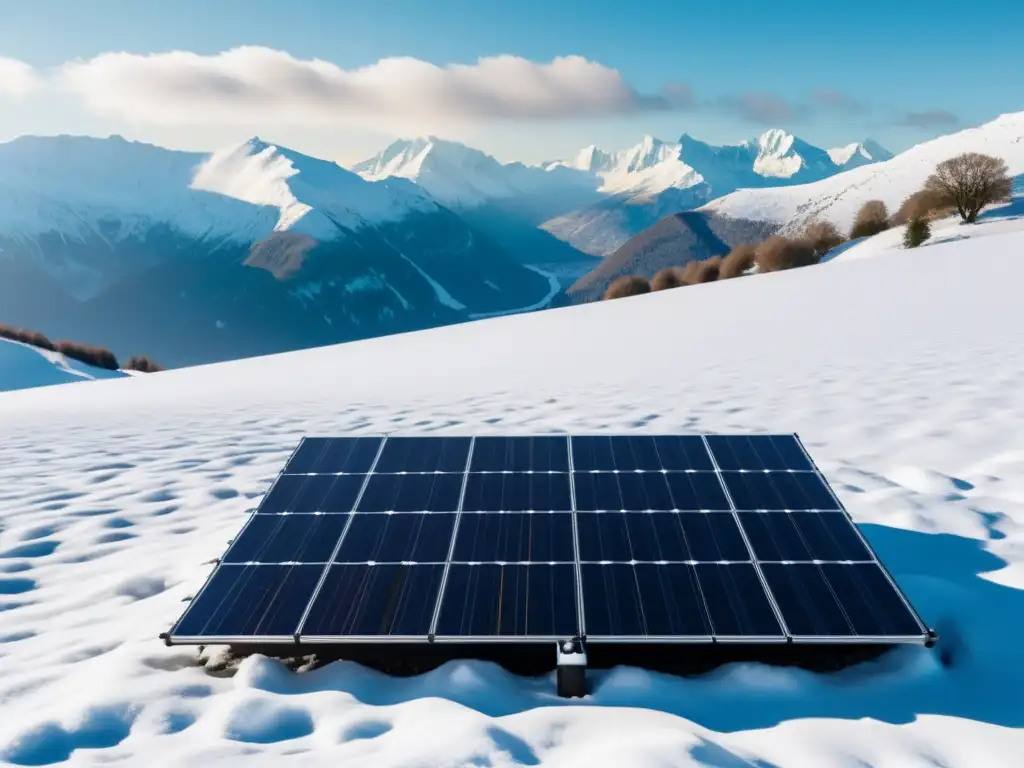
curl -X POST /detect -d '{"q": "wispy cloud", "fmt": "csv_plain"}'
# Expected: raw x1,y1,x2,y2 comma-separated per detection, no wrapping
895,109,961,128
49,47,690,133
0,57,38,99
0,47,965,145
720,92,807,124
809,88,866,114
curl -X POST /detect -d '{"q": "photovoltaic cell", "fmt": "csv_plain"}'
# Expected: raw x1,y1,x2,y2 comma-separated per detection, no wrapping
579,563,711,637
576,511,749,562
462,472,572,512
572,471,729,511
452,512,575,562
335,513,456,563
580,562,783,638
373,436,471,473
284,437,382,474
695,563,785,636
301,563,444,637
222,514,349,564
357,473,465,512
721,471,840,511
738,511,872,562
434,563,579,637
174,564,323,638
706,434,813,471
470,436,569,472
260,474,366,513
761,563,922,637
571,435,714,471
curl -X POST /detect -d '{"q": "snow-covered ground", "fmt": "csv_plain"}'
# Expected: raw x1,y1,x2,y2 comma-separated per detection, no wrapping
827,197,1024,263
1,229,1023,766
0,339,129,392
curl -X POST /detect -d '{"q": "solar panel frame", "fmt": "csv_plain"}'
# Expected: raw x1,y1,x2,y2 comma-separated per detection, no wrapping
166,432,931,649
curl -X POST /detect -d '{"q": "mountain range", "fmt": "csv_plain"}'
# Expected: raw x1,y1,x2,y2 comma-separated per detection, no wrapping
568,112,1024,301
0,135,556,368
2,114,1020,372
352,131,894,256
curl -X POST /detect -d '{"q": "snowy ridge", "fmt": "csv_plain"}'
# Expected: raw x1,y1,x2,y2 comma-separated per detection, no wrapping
350,136,582,208
353,130,892,213
0,134,438,247
0,338,128,391
828,139,894,169
706,111,1024,232
0,225,1022,766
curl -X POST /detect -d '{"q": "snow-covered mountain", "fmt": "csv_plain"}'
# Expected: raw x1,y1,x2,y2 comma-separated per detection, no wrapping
352,136,599,210
1,225,1022,767
0,135,557,367
827,139,894,170
353,131,893,258
705,111,1024,234
541,130,892,255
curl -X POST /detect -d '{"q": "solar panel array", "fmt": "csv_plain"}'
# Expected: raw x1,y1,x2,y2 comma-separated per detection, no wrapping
168,434,929,646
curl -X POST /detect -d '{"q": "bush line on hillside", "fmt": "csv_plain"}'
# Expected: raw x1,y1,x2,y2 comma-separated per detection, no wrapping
0,324,163,373
602,151,1013,301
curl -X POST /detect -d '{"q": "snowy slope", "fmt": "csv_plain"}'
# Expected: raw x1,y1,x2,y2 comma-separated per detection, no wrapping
825,197,1024,264
706,111,1024,234
0,338,129,391
1,228,1023,766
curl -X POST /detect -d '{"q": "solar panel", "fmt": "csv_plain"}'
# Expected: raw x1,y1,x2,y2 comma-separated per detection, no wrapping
167,433,931,649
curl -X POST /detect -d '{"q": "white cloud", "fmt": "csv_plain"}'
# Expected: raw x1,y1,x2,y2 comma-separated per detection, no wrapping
0,57,38,99
55,47,673,133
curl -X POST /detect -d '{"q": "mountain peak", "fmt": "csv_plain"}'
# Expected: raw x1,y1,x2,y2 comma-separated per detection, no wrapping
827,139,894,168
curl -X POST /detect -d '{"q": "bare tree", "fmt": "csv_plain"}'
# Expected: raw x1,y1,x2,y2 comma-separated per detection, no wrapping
603,275,651,300
719,243,758,279
754,236,819,273
650,267,688,291
924,152,1013,223
802,220,845,257
849,200,890,239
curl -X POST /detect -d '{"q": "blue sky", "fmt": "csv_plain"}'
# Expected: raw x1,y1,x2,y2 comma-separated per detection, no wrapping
0,0,1020,164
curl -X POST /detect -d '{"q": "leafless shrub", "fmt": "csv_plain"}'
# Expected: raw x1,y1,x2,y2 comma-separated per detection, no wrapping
894,188,955,225
849,200,891,239
754,236,819,273
124,355,164,373
0,323,56,351
603,275,651,300
650,267,688,291
924,152,1013,223
719,243,758,279
54,340,120,371
802,220,845,257
695,255,723,283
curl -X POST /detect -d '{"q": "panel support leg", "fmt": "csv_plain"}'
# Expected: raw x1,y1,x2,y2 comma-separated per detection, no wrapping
556,638,587,698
